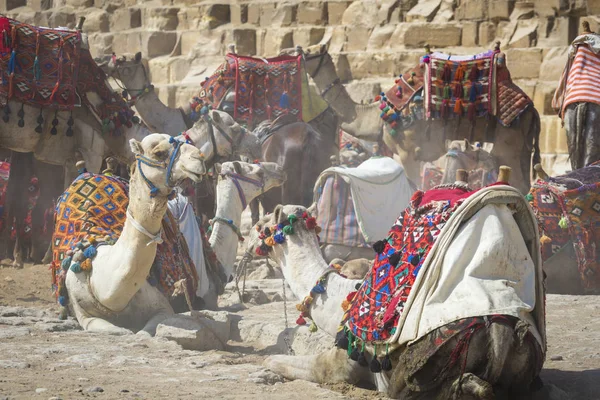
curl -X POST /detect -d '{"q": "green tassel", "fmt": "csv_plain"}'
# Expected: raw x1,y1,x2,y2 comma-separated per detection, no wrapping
283,225,294,235
347,332,354,356
288,214,298,224
389,129,397,137
443,85,451,99
309,321,318,333
559,216,568,229
525,193,533,202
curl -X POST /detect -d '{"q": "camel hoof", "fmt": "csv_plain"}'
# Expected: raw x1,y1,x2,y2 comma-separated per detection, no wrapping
12,261,23,269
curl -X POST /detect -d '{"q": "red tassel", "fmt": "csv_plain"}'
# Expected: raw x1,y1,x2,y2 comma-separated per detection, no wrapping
296,315,307,325
454,98,463,115
375,95,381,102
468,62,479,82
443,62,452,83
453,82,463,98
467,102,476,121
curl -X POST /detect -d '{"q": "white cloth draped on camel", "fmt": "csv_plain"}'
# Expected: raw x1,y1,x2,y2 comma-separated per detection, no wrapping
313,157,412,244
393,186,546,350
167,192,209,298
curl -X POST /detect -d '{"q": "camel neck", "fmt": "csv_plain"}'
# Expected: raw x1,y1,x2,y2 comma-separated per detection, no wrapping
209,179,245,278
132,90,188,135
274,229,361,337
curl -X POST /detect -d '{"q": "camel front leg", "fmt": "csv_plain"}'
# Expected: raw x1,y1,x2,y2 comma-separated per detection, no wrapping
137,311,173,337
12,234,23,268
265,347,369,385
69,293,133,335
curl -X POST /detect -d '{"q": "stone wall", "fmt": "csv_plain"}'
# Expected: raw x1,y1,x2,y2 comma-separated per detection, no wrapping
4,0,599,172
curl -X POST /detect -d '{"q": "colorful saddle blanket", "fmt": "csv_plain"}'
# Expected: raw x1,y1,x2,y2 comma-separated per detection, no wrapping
344,184,474,343
196,53,303,129
0,17,135,135
528,163,600,291
51,174,198,303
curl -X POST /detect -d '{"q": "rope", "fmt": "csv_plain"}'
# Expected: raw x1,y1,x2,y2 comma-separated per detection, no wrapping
126,210,163,246
210,216,244,241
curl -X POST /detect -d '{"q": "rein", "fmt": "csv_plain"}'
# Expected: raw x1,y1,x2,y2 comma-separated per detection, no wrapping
202,114,247,164
220,170,263,210
135,137,187,198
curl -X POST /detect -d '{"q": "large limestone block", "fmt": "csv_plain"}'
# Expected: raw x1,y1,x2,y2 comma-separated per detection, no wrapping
345,26,371,52
142,7,179,31
534,82,559,115
367,24,396,51
461,21,479,47
155,315,227,351
345,80,382,103
27,0,51,11
297,1,326,25
247,2,261,25
432,0,454,22
505,48,542,79
111,31,142,56
233,28,257,56
509,1,534,20
182,29,225,57
142,31,177,58
341,0,379,27
264,3,295,27
263,28,293,54
45,7,76,28
2,0,25,9
64,0,92,7
508,19,538,48
190,310,232,341
293,27,325,48
231,3,247,25
87,32,113,57
327,1,350,25
539,47,569,81
537,17,572,48
488,0,513,21
405,0,441,22
320,26,346,53
201,3,230,28
402,22,462,48
455,0,487,20
78,8,109,33
110,8,141,31
588,0,600,14
539,116,568,154
333,53,353,82
534,0,566,16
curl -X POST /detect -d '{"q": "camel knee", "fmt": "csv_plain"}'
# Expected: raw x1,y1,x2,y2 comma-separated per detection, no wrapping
452,373,495,400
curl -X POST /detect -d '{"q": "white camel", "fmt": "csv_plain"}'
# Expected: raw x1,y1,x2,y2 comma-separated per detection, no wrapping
64,134,205,335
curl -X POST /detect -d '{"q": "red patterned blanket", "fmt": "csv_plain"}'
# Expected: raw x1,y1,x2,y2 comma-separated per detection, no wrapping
528,163,600,291
195,53,303,129
0,17,136,135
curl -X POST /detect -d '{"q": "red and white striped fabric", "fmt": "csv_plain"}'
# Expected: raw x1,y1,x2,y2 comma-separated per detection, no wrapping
559,45,600,115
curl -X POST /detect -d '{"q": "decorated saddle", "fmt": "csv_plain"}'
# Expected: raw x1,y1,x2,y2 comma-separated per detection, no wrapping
51,173,198,307
0,16,136,135
527,163,600,291
334,182,545,370
376,47,533,137
192,53,304,129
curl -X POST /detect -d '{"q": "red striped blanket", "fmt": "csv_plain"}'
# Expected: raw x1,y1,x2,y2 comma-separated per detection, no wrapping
553,36,600,117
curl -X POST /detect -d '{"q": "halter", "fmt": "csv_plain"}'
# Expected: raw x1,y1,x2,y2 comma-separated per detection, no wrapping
220,170,264,210
135,137,187,198
112,60,153,105
202,113,248,164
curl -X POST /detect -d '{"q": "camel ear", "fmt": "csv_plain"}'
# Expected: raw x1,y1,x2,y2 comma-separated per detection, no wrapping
134,52,142,62
129,139,144,155
212,110,221,124
232,161,242,175
273,205,285,225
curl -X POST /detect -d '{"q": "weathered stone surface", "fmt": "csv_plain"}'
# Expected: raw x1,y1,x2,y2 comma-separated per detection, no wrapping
110,8,141,31
293,27,325,48
267,3,296,27
488,0,513,21
539,46,569,81
455,0,487,21
539,116,568,154
321,26,346,53
341,0,379,27
230,3,247,25
510,1,535,20
142,31,178,58
46,7,76,27
247,369,284,385
505,48,542,79
0,360,30,369
2,0,25,9
345,80,381,103
297,1,326,25
79,8,109,33
247,2,260,25
509,19,538,48
405,0,441,22
367,24,396,50
142,7,179,31
537,17,573,48
263,29,293,54
233,29,257,56
432,0,454,22
588,0,600,14
156,315,226,351
345,26,371,52
534,81,559,115
534,0,566,16
461,21,479,47
27,0,52,11
184,30,225,58
201,3,230,28
403,22,462,48
327,1,350,25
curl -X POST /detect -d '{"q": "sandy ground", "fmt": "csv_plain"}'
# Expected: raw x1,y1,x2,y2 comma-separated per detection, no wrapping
0,262,599,399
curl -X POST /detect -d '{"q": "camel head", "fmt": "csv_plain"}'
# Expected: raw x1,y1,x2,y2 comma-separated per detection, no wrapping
248,204,320,262
281,43,331,79
96,52,151,96
129,133,206,197
215,161,286,203
190,109,260,164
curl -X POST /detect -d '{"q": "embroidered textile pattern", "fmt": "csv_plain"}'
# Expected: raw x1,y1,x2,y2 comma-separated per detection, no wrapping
196,54,303,129
496,79,532,126
528,163,600,291
0,17,136,135
421,164,496,191
51,174,198,305
343,185,471,344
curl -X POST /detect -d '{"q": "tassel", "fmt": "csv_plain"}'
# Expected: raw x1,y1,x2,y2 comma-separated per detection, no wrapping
454,98,463,116
469,84,478,103
283,225,294,235
309,321,318,333
370,355,382,373
35,108,43,133
60,256,72,271
33,56,41,81
350,347,360,361
296,315,307,325
559,216,568,229
525,193,534,202
379,102,386,110
443,85,451,100
51,110,59,135
540,234,552,246
336,329,349,350
454,64,466,82
17,103,24,128
407,72,416,85
81,258,92,271
8,49,15,74
381,354,393,371
373,240,386,254
358,342,368,367
388,252,401,267
347,332,354,356
468,62,479,81
453,82,463,98
83,246,97,259
467,102,476,121
442,62,452,83
279,92,290,109
58,296,67,307
70,262,81,273
311,284,326,294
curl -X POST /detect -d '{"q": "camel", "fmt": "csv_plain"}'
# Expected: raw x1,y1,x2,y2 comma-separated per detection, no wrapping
247,168,548,398
62,134,206,335
291,44,540,194
552,22,600,170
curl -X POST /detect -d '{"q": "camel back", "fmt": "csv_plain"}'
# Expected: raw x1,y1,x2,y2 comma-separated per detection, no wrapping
51,174,198,305
0,16,136,135
192,53,328,129
378,49,532,136
528,162,600,291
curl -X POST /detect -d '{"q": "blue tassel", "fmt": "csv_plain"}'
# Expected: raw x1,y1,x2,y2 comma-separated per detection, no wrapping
58,296,67,307
8,50,15,74
274,232,285,244
312,284,326,294
70,262,81,273
76,242,84,250
279,92,290,109
61,257,72,271
33,56,41,81
390,113,398,121
83,246,97,259
469,84,477,102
